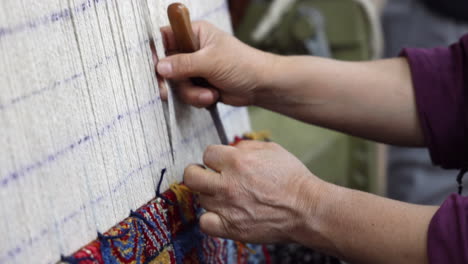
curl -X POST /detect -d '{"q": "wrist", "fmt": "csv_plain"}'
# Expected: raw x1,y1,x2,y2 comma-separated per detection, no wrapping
252,52,285,106
290,177,345,256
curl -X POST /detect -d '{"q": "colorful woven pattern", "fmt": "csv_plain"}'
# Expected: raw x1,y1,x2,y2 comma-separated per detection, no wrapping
61,181,267,264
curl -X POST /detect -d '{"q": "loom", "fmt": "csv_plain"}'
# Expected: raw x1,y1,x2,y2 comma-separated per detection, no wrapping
0,0,251,263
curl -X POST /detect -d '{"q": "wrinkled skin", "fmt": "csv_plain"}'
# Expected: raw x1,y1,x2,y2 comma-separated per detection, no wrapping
157,20,438,264
183,141,323,243
157,21,318,243
158,21,275,108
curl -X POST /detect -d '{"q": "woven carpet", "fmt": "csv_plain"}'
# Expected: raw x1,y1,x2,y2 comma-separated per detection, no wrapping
60,179,267,264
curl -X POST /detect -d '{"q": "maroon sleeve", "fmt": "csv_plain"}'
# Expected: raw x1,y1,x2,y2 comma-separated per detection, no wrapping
427,194,468,264
401,35,468,262
400,34,468,169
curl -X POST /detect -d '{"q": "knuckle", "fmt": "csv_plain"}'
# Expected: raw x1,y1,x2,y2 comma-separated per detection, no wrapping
203,145,217,165
178,55,193,75
183,166,194,182
183,165,192,176
230,153,246,172
183,165,198,187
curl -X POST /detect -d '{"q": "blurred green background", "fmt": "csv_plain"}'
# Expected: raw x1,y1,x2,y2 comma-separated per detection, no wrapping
233,0,386,194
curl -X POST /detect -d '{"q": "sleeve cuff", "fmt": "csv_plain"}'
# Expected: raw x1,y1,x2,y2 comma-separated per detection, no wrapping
428,194,468,263
400,43,468,169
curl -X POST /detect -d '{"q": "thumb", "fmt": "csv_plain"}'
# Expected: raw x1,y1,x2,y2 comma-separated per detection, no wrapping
157,53,204,79
199,212,228,238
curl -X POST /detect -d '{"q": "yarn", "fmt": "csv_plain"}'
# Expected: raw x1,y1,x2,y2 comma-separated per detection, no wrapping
0,1,251,263
61,176,268,264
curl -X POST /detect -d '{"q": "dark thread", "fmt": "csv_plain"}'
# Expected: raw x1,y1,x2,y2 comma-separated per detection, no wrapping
0,2,227,112
173,225,204,263
156,168,173,205
0,107,241,262
0,96,160,188
60,255,96,264
129,210,157,229
457,168,467,195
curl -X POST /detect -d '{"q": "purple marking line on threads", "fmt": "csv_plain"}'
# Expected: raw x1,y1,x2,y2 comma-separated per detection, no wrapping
0,0,107,42
0,159,158,264
0,1,226,112
0,0,225,41
0,39,147,113
0,2,233,260
0,106,243,263
0,96,161,189
0,226,48,264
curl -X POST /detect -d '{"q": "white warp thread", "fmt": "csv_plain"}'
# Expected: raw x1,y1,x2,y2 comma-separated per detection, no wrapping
0,0,250,263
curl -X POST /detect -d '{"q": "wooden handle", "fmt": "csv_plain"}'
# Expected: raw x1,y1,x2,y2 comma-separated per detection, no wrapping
168,3,211,88
167,3,199,53
167,3,228,145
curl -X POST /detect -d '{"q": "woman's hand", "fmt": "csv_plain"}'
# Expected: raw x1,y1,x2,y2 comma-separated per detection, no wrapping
184,140,325,243
157,21,276,108
158,22,424,146
185,140,438,264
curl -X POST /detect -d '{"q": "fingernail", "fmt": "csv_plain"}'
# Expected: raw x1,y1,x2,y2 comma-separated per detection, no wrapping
157,61,172,76
198,92,213,104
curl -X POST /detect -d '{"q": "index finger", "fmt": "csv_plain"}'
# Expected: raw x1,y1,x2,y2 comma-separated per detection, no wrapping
184,164,224,196
203,145,237,172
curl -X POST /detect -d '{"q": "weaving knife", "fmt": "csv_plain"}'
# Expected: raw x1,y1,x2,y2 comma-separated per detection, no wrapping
167,3,229,145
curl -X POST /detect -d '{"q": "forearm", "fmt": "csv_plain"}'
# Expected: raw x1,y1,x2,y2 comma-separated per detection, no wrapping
294,180,438,264
255,55,424,146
